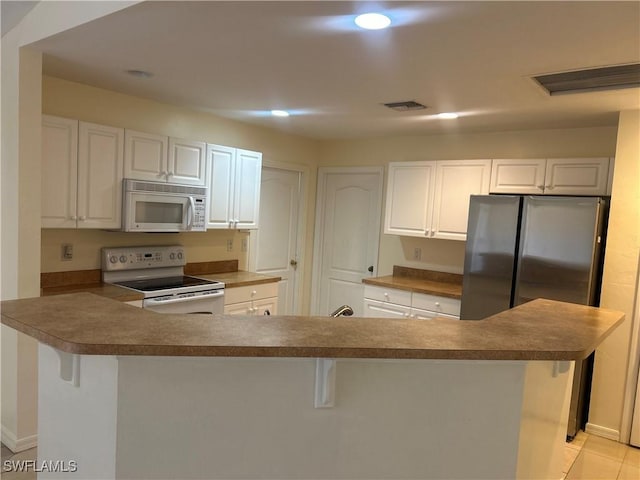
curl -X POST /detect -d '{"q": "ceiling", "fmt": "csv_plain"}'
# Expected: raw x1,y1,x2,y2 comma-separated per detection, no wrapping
28,1,640,140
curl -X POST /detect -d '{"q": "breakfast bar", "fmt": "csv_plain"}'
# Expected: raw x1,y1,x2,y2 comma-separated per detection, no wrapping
0,293,624,479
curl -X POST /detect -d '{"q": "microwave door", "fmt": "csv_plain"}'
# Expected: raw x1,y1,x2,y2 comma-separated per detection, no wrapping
125,193,189,232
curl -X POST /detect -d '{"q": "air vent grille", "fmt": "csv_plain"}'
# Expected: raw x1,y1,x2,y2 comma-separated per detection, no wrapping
124,179,207,196
534,64,640,95
383,100,427,111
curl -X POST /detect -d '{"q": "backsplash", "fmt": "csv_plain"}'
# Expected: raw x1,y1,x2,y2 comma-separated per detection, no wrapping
41,229,249,273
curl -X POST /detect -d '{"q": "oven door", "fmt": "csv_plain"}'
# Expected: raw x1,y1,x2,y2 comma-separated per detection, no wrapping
143,290,224,314
123,191,195,232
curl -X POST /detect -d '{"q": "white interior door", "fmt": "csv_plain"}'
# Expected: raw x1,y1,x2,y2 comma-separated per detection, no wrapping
250,167,302,315
312,167,383,316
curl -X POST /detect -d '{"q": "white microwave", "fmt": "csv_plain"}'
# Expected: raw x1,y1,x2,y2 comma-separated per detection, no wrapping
122,179,207,232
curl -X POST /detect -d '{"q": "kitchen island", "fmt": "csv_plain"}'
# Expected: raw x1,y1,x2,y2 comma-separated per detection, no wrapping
1,293,624,479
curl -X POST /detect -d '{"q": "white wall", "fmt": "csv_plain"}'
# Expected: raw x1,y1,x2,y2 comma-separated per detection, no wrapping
589,110,640,441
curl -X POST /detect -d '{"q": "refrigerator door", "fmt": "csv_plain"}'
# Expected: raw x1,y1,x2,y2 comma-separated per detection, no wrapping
514,196,603,307
460,195,521,320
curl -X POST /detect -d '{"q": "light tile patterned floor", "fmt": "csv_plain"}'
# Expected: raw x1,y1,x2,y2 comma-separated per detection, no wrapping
565,431,640,480
1,433,639,479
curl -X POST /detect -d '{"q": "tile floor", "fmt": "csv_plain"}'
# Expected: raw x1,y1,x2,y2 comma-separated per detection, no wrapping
1,433,639,479
564,431,640,479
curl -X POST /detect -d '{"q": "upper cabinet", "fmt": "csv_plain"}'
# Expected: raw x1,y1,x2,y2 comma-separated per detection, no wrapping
42,115,124,229
490,158,610,195
384,159,491,241
206,144,262,229
384,162,436,237
124,130,206,186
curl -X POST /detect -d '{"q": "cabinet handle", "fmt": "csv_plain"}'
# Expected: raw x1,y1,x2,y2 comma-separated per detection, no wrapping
167,171,173,177
263,310,271,316
251,290,257,296
79,216,86,221
71,215,77,220
537,185,545,190
435,302,440,307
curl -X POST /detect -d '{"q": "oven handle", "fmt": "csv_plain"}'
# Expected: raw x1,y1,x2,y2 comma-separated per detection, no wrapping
145,290,224,306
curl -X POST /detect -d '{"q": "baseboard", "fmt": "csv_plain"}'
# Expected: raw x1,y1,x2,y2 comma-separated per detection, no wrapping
585,422,620,441
1,425,37,452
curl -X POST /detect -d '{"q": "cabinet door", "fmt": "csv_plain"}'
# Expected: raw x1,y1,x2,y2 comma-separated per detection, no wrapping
362,299,410,318
384,162,435,237
544,158,609,195
233,149,262,229
168,138,207,186
489,159,546,194
77,122,124,229
41,115,78,228
124,130,168,182
206,144,235,228
431,159,491,241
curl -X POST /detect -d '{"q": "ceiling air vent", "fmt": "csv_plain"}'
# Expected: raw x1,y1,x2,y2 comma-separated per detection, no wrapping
383,100,427,111
533,64,640,95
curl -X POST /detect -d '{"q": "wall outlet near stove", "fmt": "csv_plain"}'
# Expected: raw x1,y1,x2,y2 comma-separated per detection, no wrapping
241,237,248,252
62,244,73,261
226,239,234,252
413,247,422,261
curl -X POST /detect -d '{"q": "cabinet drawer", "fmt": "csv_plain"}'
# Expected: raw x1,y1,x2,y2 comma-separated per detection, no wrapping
411,293,460,317
224,282,279,305
363,285,412,306
363,299,410,319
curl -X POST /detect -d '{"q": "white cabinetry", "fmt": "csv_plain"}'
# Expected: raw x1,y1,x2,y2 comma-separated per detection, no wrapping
384,160,490,240
490,158,610,195
42,115,124,229
224,283,278,316
124,130,206,186
206,144,262,229
363,285,460,320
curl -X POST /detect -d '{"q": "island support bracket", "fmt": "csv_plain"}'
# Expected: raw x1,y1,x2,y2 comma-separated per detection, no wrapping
53,348,81,387
314,358,336,408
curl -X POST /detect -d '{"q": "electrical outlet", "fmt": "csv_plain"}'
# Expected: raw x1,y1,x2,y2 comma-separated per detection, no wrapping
241,238,248,252
226,239,233,252
62,244,73,261
413,247,422,261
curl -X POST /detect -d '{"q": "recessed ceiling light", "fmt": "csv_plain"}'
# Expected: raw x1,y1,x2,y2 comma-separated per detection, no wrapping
126,69,153,78
271,110,290,117
437,112,459,119
355,13,391,30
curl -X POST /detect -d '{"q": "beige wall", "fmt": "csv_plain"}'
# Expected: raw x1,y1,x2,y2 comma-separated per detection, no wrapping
589,110,640,440
41,76,321,312
319,127,618,275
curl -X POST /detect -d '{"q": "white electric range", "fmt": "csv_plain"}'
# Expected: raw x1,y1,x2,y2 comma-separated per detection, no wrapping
102,245,224,314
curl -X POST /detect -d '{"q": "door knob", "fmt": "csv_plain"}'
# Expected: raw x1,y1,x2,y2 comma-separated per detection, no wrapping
290,259,298,267
368,266,374,273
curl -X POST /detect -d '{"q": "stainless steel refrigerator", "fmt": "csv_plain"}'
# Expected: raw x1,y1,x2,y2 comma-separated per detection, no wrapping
460,195,607,439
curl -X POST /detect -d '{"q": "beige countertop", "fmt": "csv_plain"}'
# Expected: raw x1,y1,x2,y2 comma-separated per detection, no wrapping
0,293,623,361
363,266,463,299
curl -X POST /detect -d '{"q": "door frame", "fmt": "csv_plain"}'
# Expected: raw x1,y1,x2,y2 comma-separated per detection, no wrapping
311,166,384,315
621,253,640,444
248,160,309,315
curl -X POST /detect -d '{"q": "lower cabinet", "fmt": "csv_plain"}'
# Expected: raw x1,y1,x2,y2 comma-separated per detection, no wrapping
363,285,460,320
224,283,278,316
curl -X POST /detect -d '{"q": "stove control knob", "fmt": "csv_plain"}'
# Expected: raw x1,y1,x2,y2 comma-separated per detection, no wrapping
169,253,176,260
109,255,118,264
119,255,127,263
177,252,183,260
